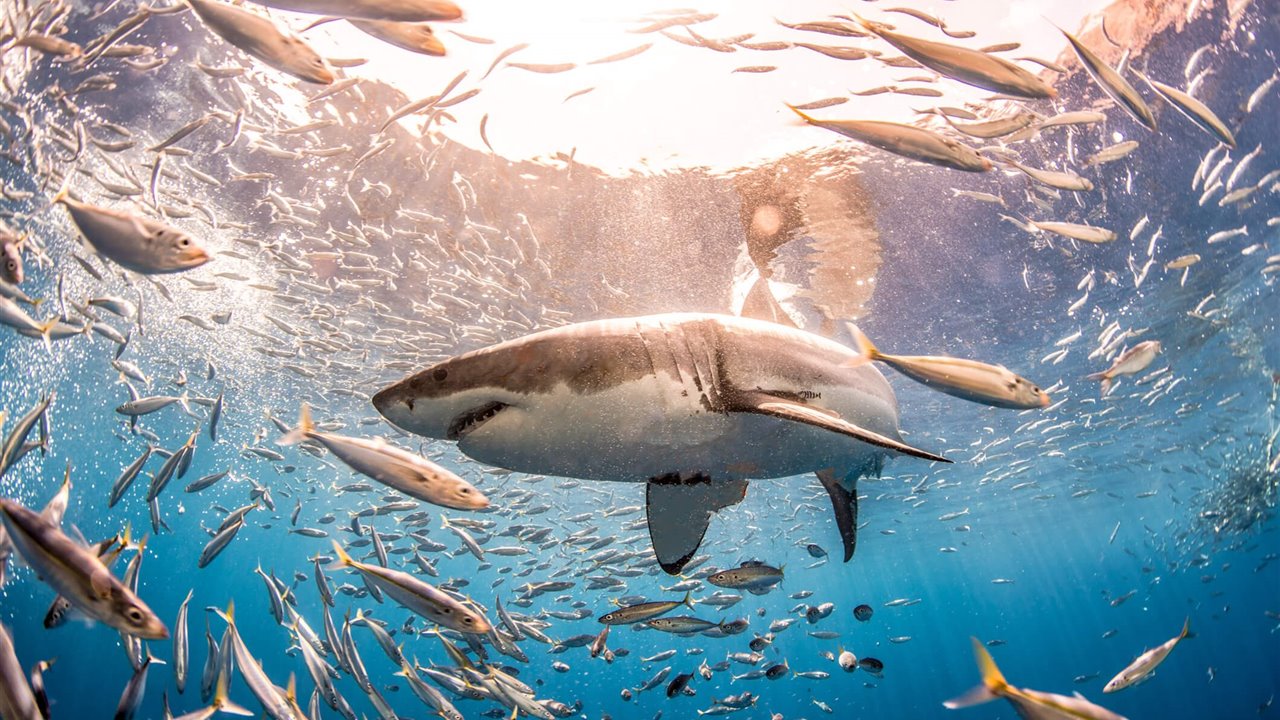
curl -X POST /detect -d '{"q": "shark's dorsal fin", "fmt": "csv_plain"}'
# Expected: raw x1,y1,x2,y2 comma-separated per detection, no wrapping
646,473,747,575
816,468,859,562
739,276,798,328
727,391,951,464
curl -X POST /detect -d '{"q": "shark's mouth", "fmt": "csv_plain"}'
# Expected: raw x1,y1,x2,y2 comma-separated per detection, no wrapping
446,401,510,441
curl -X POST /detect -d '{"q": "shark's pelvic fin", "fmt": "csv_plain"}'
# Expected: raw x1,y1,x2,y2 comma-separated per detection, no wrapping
816,468,859,562
646,473,748,575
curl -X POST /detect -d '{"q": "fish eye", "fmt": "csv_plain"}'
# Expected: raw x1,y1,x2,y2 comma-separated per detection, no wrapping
126,607,145,624
463,616,473,624
179,238,190,247
433,368,448,381
459,487,471,494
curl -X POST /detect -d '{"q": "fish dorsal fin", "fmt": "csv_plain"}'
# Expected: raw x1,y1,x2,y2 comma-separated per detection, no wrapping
726,391,951,464
816,469,859,562
646,473,747,575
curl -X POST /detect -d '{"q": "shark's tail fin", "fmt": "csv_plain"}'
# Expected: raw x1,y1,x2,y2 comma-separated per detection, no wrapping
944,638,1007,710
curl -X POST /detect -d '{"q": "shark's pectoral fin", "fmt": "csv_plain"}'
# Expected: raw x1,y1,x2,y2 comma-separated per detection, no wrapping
646,473,748,575
729,392,951,464
817,468,858,562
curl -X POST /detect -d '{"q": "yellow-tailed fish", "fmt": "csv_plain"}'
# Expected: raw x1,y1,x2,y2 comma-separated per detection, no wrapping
788,105,991,172
946,638,1128,719
1133,70,1235,148
848,327,1049,410
247,0,461,22
348,19,445,56
1103,618,1191,693
859,17,1055,99
330,541,491,634
187,0,334,85
1057,26,1155,131
0,499,167,639
52,184,209,274
278,404,486,510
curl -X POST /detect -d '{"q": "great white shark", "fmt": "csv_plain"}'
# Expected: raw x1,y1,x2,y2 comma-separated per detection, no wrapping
372,313,949,574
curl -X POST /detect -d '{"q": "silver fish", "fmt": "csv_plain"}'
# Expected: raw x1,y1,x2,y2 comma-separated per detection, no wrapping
53,187,210,274
0,623,41,720
278,404,486,510
349,19,445,56
0,499,167,639
849,327,1050,410
1057,27,1155,131
946,638,1127,719
859,18,1055,99
1103,619,1190,692
789,105,990,172
247,0,461,22
331,541,491,633
175,589,193,694
1134,71,1234,148
187,0,334,85
1087,341,1161,396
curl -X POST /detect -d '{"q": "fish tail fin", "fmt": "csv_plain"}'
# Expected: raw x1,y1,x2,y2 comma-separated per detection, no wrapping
47,173,73,210
212,599,235,627
844,324,883,367
213,668,253,716
682,590,694,610
276,403,313,446
285,673,298,703
851,14,881,34
973,639,1008,691
330,540,354,568
784,103,816,125
37,317,58,354
1085,370,1109,381
1099,378,1113,397
944,638,1006,709
1180,617,1192,640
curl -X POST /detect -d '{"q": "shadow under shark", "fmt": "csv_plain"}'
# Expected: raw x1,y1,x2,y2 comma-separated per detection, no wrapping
373,313,949,574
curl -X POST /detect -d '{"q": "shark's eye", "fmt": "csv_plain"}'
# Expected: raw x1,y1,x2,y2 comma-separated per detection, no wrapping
433,367,448,382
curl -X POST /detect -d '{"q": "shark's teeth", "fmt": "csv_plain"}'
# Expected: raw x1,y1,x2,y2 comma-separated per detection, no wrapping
446,401,509,441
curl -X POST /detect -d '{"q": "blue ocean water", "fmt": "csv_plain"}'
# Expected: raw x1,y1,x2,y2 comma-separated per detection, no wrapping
0,1,1277,719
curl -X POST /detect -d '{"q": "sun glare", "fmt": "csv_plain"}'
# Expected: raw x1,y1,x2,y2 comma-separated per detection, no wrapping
286,0,1114,174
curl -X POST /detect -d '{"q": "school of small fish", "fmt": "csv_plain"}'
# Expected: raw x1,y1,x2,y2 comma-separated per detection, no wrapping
0,0,1276,719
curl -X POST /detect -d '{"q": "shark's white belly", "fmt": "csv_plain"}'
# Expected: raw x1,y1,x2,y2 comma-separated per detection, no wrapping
456,370,895,482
